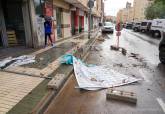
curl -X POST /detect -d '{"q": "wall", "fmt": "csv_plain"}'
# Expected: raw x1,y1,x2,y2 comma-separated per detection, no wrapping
128,7,134,22
62,10,71,38
78,0,88,8
0,1,8,47
133,0,153,21
122,8,128,23
117,9,123,22
53,0,70,10
117,6,134,23
84,13,88,32
53,0,71,39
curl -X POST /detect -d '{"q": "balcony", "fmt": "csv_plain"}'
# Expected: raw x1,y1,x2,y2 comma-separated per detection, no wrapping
64,0,89,11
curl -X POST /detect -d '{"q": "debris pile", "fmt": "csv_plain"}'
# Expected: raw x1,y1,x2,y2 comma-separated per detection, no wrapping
61,55,141,90
97,36,105,41
90,45,102,51
110,45,127,56
0,55,35,69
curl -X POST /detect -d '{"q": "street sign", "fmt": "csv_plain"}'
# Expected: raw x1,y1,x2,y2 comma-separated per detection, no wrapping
116,31,121,36
88,0,94,8
115,23,123,31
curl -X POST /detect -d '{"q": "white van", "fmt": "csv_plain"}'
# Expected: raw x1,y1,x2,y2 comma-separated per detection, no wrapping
140,20,152,33
151,19,165,38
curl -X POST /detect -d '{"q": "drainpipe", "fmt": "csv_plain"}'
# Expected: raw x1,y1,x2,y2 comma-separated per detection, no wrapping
88,7,92,39
88,0,95,39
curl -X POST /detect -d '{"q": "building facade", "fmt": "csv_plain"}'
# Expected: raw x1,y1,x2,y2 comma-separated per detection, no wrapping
133,0,153,21
116,0,154,23
0,0,104,48
105,15,116,23
116,2,134,23
116,9,123,23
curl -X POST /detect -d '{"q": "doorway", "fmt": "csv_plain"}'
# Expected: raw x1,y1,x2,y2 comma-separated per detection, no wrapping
79,16,82,33
71,11,75,35
56,8,62,38
2,0,26,46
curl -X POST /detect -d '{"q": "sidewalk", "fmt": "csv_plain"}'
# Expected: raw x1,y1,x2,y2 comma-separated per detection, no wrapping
0,30,100,114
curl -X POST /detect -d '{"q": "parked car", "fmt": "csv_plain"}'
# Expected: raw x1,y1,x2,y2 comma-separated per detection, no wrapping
159,30,165,63
133,22,141,32
122,23,126,28
140,20,152,33
150,19,165,38
102,22,114,33
125,22,133,29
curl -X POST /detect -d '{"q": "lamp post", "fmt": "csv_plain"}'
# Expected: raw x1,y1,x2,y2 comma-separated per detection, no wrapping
88,0,95,39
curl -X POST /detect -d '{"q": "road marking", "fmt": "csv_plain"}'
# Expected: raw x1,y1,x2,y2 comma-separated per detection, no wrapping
157,98,165,113
139,69,150,83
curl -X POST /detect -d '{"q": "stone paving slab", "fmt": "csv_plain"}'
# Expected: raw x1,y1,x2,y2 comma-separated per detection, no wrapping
2,38,88,78
0,72,43,114
0,31,98,114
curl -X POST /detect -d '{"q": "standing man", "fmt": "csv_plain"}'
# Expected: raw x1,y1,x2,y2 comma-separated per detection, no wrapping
44,18,54,47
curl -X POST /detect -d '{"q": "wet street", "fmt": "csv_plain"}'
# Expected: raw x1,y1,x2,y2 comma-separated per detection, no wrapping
44,29,165,114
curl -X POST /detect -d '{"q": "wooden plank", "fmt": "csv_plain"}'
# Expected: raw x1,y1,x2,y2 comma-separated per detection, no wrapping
47,74,66,90
6,31,15,34
7,35,16,38
106,88,137,104
8,39,17,41
6,30,17,46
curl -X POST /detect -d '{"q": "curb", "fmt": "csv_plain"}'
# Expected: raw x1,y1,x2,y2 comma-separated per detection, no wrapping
31,31,101,114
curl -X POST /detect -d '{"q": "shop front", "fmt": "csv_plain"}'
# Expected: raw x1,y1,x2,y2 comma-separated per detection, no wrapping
1,0,26,47
79,10,84,33
0,0,34,48
71,7,76,35
72,8,85,35
53,0,71,39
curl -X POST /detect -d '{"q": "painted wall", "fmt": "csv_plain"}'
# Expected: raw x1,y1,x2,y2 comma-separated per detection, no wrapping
62,11,71,38
53,8,58,41
84,14,88,32
35,16,45,46
53,0,70,10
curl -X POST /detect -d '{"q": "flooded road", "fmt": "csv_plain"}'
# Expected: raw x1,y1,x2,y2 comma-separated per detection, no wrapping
44,30,165,114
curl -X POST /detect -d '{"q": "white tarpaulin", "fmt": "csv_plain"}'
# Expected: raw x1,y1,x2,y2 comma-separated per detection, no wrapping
0,55,35,69
73,57,141,90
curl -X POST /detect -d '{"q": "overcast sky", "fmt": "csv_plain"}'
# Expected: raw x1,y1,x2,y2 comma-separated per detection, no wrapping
104,0,134,16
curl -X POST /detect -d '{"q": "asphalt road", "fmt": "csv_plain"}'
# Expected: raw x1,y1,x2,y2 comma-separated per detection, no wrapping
44,29,165,114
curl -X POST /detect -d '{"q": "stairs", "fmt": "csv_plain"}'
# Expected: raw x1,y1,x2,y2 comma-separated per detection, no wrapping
7,30,18,46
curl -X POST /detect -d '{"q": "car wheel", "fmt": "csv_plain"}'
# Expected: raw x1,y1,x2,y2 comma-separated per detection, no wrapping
159,45,165,64
141,29,145,33
154,31,161,38
159,51,165,64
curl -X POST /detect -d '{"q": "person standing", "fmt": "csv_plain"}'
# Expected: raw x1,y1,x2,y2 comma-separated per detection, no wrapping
44,18,54,47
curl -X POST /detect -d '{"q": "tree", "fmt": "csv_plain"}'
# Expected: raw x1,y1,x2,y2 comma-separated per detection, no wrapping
155,0,165,4
145,0,165,19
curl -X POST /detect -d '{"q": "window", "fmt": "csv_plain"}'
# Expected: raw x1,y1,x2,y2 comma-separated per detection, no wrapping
141,22,147,26
104,22,113,26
